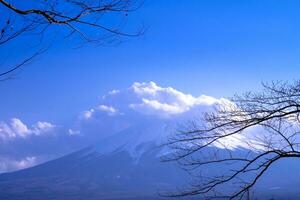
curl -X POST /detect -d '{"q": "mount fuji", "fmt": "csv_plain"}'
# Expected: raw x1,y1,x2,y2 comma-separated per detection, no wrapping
1,82,300,199
0,118,192,200
1,116,300,200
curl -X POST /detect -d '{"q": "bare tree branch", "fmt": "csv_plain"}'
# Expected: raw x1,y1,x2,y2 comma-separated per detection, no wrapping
164,81,300,199
0,0,143,79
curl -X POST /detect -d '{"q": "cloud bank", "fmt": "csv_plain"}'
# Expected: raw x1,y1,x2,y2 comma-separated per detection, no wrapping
1,81,235,172
0,118,58,172
73,82,245,153
82,81,227,120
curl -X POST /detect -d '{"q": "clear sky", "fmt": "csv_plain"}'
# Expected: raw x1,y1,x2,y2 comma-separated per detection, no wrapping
2,0,300,124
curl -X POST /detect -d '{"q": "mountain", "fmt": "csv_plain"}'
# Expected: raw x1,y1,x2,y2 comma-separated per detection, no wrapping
0,119,192,200
1,118,300,200
0,148,187,200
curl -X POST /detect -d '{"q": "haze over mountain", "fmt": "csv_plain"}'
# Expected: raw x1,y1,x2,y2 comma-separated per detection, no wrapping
0,82,230,173
2,1,300,199
0,82,224,199
1,82,300,199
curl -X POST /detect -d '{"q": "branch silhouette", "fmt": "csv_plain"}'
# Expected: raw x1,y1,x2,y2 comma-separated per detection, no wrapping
0,0,143,79
164,81,300,199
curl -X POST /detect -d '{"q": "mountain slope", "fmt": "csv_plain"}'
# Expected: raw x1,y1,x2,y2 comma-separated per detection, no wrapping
2,119,300,200
0,120,190,200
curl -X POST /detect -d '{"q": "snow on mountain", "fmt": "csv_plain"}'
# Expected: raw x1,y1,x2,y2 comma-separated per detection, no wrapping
0,82,277,199
74,81,253,158
0,81,251,175
75,82,228,138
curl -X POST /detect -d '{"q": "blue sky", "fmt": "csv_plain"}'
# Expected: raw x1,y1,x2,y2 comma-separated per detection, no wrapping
2,0,300,173
2,0,300,124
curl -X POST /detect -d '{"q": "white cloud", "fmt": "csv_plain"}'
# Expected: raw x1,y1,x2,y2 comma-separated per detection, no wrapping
68,129,80,136
81,109,94,119
97,105,119,116
77,82,267,153
130,98,184,114
128,82,227,116
35,121,54,130
108,89,120,95
84,81,228,119
0,118,55,140
0,82,240,172
0,156,38,173
33,121,55,135
72,82,242,153
14,156,37,169
11,118,31,137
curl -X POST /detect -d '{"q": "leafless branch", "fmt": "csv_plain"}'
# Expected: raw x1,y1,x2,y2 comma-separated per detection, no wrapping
164,81,300,199
0,0,143,79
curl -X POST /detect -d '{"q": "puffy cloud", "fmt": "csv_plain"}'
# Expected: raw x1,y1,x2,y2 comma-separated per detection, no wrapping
85,81,227,119
129,82,222,115
0,118,80,173
10,118,31,137
0,118,33,140
0,118,55,140
0,82,237,172
130,98,185,114
34,121,55,131
97,105,120,116
72,82,234,151
0,156,47,173
82,109,94,119
76,82,269,154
